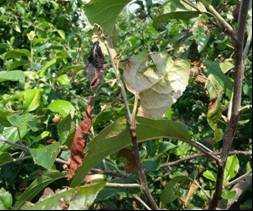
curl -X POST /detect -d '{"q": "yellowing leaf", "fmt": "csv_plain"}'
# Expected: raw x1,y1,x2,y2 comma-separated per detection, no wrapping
124,52,190,119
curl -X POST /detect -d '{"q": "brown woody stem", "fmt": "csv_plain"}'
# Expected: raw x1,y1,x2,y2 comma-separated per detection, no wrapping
208,1,250,209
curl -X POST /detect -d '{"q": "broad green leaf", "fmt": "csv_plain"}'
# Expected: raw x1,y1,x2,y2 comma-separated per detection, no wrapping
1,126,27,143
154,11,202,28
0,152,12,165
160,176,190,207
4,49,30,59
29,143,61,169
0,71,25,84
14,171,65,209
83,0,131,36
203,170,216,182
222,189,236,200
71,116,191,187
38,58,57,77
207,95,224,142
0,188,12,210
124,52,190,119
0,108,12,127
224,155,239,183
22,181,106,210
48,100,75,118
57,115,75,145
56,74,71,86
220,59,234,74
21,89,42,112
205,61,233,99
7,113,38,132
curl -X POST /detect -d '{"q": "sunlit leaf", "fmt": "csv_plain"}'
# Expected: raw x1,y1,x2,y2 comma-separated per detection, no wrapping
14,171,65,209
22,181,106,210
29,143,61,169
0,71,25,84
48,100,75,118
71,117,191,187
83,0,131,36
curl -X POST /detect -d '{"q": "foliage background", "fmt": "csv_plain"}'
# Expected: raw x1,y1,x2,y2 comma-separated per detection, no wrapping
0,0,252,210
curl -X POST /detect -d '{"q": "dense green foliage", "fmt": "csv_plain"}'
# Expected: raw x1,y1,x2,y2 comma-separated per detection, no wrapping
0,0,252,210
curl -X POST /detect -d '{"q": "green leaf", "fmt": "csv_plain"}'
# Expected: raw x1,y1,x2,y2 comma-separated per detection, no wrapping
0,188,12,210
7,113,38,132
21,89,42,112
124,52,190,119
22,181,106,210
154,11,202,28
56,74,71,86
205,61,233,99
0,71,25,84
29,143,61,169
83,0,131,36
14,171,65,209
48,100,75,118
0,108,12,127
203,170,217,182
38,58,57,77
5,49,30,59
207,95,224,142
57,115,75,145
0,152,12,165
224,155,239,183
220,59,234,74
160,176,190,207
71,116,191,187
222,189,236,200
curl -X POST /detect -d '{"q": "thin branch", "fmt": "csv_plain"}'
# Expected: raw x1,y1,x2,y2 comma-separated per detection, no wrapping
0,137,29,152
133,195,152,210
91,168,128,178
106,182,141,188
209,1,250,209
202,1,238,42
104,38,132,121
104,39,159,210
226,172,252,188
183,139,221,164
160,150,252,168
243,0,252,58
0,156,31,168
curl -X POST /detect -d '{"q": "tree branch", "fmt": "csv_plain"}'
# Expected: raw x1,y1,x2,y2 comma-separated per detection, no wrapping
104,38,159,210
133,195,152,210
208,1,250,209
106,183,141,188
160,150,251,168
202,1,238,42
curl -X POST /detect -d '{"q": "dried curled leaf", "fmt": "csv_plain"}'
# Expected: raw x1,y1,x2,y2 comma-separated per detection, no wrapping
67,97,94,180
124,52,190,119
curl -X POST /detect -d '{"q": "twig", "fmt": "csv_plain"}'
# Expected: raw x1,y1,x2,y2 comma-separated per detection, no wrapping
91,168,128,178
133,195,152,210
106,182,141,188
202,0,238,42
209,1,250,209
0,137,29,152
104,38,159,210
0,156,31,168
243,0,252,58
183,139,221,164
160,150,252,168
226,172,252,188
